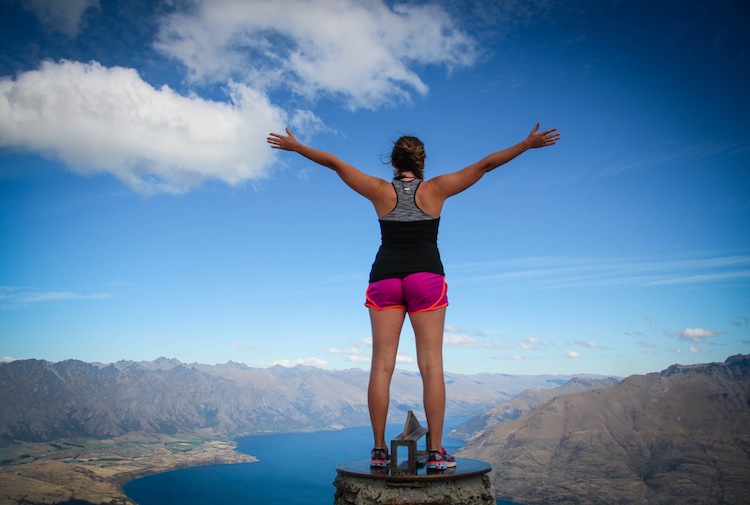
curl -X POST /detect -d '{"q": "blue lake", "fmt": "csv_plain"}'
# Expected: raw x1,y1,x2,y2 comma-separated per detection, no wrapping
124,419,522,505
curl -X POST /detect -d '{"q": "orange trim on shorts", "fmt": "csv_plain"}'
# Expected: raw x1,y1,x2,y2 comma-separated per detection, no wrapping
408,278,448,314
364,287,406,311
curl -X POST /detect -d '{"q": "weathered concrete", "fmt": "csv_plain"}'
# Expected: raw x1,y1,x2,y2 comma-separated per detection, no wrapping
333,458,494,505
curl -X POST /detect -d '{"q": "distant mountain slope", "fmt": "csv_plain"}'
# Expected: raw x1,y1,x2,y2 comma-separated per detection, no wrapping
449,376,620,442
0,358,598,443
458,354,750,505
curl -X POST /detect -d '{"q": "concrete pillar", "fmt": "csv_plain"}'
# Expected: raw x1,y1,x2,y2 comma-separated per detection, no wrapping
333,458,494,505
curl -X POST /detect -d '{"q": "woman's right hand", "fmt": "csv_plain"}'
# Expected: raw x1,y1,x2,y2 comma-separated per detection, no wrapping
267,128,301,151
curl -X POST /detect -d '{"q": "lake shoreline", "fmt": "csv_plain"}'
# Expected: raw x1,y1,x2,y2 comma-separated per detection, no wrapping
0,431,257,505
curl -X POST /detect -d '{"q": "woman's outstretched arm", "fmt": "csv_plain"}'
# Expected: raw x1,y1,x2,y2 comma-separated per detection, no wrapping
267,128,392,207
426,123,560,200
267,128,350,171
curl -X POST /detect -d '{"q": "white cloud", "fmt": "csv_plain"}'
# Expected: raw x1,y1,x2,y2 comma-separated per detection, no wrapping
445,325,488,338
443,333,495,348
0,60,286,194
683,328,721,339
326,346,360,356
2,1,479,194
348,355,370,363
519,337,543,351
272,357,329,367
442,326,495,348
21,0,99,37
668,327,723,344
575,339,599,349
396,354,414,364
155,0,477,110
565,351,580,359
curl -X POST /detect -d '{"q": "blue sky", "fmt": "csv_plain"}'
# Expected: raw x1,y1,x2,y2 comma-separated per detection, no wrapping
1,0,748,377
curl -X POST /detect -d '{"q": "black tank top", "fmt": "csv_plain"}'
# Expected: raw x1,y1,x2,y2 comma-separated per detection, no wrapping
368,179,444,282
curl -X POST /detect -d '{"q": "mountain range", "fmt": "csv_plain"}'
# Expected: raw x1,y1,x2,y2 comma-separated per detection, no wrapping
4,355,747,504
457,354,750,505
0,357,601,443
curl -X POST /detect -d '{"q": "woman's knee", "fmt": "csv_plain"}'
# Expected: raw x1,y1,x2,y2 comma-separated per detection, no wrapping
370,356,398,377
417,360,443,378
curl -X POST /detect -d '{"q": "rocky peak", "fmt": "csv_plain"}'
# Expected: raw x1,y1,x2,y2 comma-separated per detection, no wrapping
657,353,750,379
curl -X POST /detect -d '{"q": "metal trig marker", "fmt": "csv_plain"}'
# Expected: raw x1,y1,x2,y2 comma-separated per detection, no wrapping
390,410,431,475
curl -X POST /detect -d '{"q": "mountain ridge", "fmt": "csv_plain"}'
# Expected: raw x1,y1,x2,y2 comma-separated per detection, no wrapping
0,357,608,444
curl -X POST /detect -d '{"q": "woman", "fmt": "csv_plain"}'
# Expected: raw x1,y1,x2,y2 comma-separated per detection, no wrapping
267,124,559,470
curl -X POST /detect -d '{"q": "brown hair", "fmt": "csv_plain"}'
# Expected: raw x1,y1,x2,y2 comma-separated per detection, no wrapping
390,135,426,179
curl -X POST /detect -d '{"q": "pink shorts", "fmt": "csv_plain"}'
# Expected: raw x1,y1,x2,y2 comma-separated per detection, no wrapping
365,273,448,314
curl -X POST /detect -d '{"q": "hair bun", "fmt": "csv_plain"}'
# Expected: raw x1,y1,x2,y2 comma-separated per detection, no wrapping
391,136,426,179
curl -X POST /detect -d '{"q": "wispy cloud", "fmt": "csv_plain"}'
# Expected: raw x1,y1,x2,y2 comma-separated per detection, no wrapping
450,251,750,291
348,355,371,363
492,354,527,362
445,325,486,338
21,0,100,37
575,339,600,349
156,0,477,110
635,335,659,356
518,337,544,351
592,140,750,179
229,341,253,352
1,0,479,195
0,286,110,308
271,357,329,367
326,346,361,356
444,334,495,348
636,340,658,349
667,327,724,344
326,346,371,363
443,327,496,348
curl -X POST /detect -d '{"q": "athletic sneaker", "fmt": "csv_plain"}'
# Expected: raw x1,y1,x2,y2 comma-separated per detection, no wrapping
370,447,391,468
427,448,457,470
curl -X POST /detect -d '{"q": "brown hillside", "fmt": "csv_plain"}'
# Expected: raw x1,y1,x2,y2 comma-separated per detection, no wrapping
449,377,620,442
457,355,750,505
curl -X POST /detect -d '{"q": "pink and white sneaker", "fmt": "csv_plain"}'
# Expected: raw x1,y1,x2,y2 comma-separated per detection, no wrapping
427,448,457,470
370,447,391,468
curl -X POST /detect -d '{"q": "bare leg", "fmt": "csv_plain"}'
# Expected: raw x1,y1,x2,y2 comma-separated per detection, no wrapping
368,307,406,448
409,307,447,451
